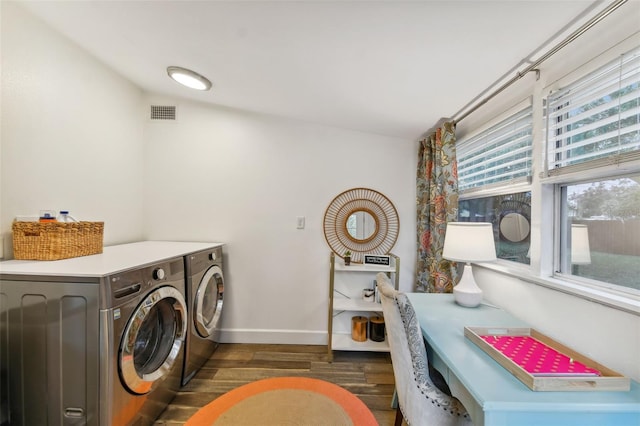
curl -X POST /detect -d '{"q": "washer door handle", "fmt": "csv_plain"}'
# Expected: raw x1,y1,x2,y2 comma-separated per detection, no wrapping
114,283,141,299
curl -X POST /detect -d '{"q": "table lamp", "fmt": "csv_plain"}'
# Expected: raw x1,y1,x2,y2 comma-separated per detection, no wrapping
442,222,497,307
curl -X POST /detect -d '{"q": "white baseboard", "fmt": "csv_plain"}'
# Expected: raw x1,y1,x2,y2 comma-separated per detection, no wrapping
219,328,328,345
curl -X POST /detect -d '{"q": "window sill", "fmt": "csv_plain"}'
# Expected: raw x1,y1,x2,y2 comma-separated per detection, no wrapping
475,261,640,316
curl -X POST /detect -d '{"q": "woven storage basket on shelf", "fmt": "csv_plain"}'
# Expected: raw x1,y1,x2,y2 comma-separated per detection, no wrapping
12,221,104,261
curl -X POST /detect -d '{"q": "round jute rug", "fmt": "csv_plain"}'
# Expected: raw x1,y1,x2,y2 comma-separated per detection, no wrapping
184,376,378,426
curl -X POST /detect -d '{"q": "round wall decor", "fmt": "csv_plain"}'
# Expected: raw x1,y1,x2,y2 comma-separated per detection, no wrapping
323,188,399,263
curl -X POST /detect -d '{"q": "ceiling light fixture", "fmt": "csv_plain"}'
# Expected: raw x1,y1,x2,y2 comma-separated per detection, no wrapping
167,66,212,91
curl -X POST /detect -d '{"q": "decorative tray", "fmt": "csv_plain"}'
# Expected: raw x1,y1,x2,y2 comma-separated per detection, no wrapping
464,326,630,392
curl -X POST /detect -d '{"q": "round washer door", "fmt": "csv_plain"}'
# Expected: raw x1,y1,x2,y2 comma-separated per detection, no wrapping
119,286,187,395
194,265,224,338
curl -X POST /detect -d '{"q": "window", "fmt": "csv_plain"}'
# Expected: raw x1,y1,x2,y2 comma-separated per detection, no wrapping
544,47,640,177
456,105,533,265
457,106,533,192
545,46,640,294
459,192,531,265
557,176,640,292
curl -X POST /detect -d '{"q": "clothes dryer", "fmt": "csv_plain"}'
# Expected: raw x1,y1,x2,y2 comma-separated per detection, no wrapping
182,245,225,385
103,257,187,425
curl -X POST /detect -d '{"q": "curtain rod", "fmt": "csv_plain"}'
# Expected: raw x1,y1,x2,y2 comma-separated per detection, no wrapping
451,0,628,126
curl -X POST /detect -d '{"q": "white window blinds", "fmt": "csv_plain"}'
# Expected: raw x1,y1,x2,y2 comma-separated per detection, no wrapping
457,106,533,193
544,46,640,177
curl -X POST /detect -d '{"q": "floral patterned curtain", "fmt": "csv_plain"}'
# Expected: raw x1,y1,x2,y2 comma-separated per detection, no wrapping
416,122,459,293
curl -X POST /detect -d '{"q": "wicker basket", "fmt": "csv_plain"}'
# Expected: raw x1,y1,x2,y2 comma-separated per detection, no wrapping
12,221,104,261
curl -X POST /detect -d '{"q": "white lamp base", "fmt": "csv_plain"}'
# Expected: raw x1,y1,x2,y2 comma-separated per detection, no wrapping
453,263,483,308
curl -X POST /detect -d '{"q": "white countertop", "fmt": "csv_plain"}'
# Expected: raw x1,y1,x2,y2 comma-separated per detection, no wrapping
0,241,223,277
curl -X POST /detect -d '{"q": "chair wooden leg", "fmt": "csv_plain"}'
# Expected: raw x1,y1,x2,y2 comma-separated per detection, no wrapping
394,406,404,426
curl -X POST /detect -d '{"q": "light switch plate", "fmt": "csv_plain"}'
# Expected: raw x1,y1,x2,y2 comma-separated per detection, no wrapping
296,216,305,229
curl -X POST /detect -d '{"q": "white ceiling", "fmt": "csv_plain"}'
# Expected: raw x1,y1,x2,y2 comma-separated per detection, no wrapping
16,1,631,139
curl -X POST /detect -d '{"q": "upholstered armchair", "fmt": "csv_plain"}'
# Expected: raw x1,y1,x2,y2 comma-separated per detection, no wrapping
377,273,472,426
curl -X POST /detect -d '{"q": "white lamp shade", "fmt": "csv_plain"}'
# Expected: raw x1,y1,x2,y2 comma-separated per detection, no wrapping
571,224,591,264
443,222,497,263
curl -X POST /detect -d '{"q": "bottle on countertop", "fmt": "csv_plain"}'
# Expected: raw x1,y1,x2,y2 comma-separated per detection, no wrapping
39,210,57,223
57,210,78,223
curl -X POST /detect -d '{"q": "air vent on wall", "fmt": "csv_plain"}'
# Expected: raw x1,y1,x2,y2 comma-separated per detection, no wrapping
150,105,176,121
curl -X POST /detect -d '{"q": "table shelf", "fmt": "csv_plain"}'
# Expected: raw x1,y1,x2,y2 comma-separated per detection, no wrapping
330,333,390,352
333,298,384,312
327,252,399,361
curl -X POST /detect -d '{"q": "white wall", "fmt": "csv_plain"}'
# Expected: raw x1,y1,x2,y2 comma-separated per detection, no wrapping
476,268,640,382
0,2,417,346
0,2,145,249
142,96,417,344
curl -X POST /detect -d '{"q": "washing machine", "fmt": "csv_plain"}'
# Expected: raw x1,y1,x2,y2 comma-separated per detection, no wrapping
182,245,225,385
103,257,187,425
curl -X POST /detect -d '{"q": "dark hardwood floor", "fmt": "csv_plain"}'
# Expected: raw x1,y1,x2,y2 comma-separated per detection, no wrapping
155,343,398,425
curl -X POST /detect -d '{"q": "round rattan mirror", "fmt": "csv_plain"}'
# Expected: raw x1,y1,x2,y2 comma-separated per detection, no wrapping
323,188,399,263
